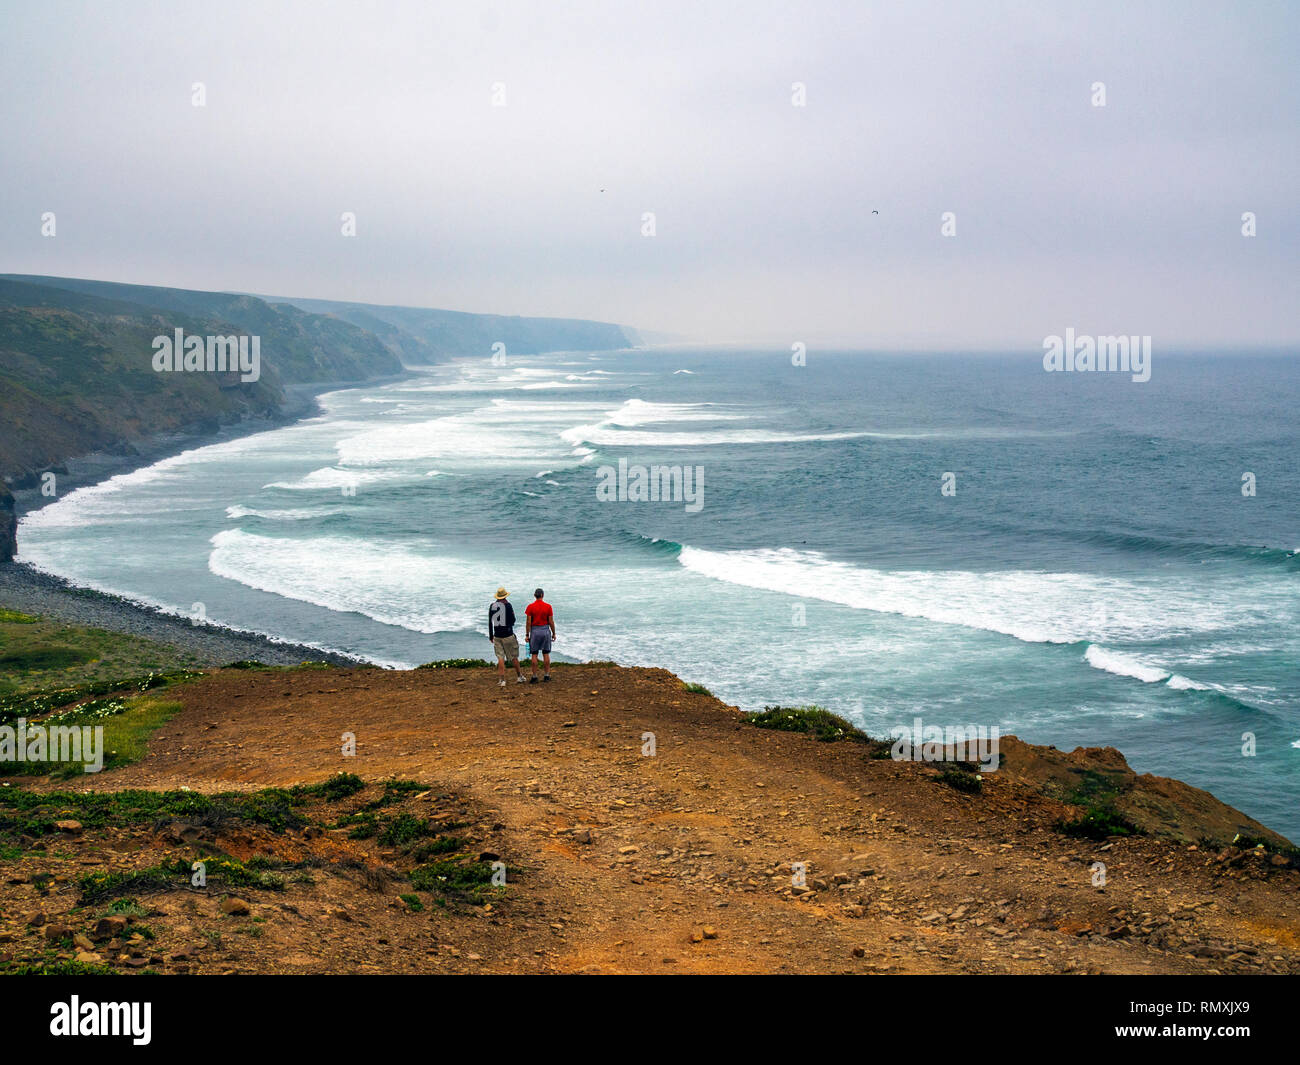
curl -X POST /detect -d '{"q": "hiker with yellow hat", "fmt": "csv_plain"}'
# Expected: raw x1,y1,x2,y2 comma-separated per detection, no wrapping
488,587,526,687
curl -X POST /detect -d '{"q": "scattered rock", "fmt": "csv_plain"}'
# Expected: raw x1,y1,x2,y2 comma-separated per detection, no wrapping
93,916,127,940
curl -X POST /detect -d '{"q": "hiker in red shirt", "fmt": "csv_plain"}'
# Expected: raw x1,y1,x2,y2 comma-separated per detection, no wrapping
524,588,556,683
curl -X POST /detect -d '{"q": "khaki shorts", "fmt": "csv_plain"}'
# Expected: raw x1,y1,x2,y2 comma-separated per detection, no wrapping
492,634,519,661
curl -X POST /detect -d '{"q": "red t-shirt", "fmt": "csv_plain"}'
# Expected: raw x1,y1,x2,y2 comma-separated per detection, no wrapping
525,600,553,629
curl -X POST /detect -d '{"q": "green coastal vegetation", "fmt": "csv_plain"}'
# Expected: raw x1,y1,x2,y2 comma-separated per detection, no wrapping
0,607,198,777
0,771,504,901
746,704,889,749
0,278,351,491
0,770,506,976
0,608,203,697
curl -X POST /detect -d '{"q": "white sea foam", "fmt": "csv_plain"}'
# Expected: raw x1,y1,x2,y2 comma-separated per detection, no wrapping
264,467,405,491
605,398,748,426
556,398,752,449
1083,645,1172,684
559,398,1054,448
676,545,1238,647
562,425,869,448
401,377,594,393
208,529,476,635
226,505,350,521
1165,673,1212,691
335,400,611,469
17,438,272,530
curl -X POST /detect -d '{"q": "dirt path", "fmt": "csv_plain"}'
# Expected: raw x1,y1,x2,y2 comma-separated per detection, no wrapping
6,665,1298,975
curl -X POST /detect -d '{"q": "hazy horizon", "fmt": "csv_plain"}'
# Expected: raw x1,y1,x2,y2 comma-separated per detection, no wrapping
2,0,1296,348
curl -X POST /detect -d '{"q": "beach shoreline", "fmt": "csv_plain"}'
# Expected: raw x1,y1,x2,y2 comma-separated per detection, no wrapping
0,559,368,667
1,377,413,668
6,375,408,509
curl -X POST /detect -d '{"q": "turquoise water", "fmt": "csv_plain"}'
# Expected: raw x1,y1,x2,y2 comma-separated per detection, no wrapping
18,349,1300,837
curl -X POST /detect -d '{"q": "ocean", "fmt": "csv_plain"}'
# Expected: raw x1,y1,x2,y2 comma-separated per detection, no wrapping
17,348,1300,837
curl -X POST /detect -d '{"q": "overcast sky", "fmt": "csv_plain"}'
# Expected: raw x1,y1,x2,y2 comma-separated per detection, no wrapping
2,0,1296,347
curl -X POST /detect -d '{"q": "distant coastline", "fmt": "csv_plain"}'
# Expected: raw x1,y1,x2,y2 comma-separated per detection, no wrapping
0,272,644,561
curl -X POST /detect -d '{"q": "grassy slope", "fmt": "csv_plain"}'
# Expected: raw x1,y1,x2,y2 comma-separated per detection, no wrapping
0,277,402,486
0,607,201,698
0,605,199,778
0,280,286,483
0,275,404,383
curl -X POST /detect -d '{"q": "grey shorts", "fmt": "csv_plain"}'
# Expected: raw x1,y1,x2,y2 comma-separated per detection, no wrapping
528,628,552,655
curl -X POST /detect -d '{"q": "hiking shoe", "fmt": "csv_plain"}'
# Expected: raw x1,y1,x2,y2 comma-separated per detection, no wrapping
529,676,539,684
515,675,526,683
542,674,552,683
498,678,506,688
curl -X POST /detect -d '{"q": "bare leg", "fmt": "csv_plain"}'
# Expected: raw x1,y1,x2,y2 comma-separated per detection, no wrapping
542,651,551,677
